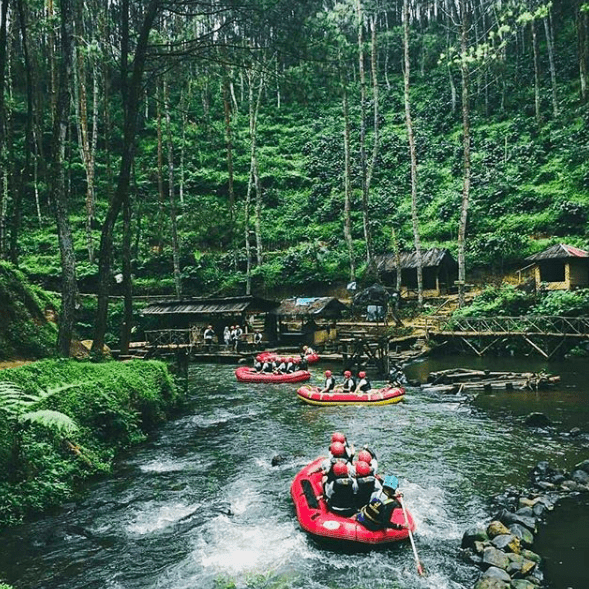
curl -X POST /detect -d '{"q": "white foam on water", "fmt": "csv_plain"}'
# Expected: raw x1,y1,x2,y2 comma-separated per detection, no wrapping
139,458,204,473
124,501,202,536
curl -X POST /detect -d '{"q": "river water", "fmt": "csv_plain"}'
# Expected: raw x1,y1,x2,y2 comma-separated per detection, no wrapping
0,356,587,589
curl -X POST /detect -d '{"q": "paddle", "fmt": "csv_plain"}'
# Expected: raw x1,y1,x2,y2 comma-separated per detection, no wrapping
398,493,426,577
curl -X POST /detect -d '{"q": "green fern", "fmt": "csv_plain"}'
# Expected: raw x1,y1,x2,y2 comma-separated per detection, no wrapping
0,381,79,434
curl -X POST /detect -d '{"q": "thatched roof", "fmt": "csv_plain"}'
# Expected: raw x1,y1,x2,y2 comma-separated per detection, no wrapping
273,297,348,317
142,295,278,316
526,244,589,262
375,247,456,272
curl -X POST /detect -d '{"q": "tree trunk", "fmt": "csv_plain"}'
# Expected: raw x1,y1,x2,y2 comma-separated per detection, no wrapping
531,18,542,125
51,0,77,356
120,184,132,355
458,0,471,309
92,0,160,356
578,3,588,103
223,73,236,268
403,0,423,307
356,0,372,269
341,62,355,282
164,77,182,297
156,83,166,252
543,9,558,117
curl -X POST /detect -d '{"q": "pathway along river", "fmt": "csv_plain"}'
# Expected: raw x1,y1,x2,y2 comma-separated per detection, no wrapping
0,356,588,589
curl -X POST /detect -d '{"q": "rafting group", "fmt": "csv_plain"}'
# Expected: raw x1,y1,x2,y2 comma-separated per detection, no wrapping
291,431,418,547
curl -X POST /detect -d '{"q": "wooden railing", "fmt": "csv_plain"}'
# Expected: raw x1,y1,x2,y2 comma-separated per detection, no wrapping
424,315,589,336
145,329,192,347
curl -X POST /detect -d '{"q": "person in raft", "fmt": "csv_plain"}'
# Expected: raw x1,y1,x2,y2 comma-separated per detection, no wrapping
261,358,275,373
354,371,372,395
318,370,336,394
353,459,382,511
302,344,315,357
356,475,406,531
357,447,378,475
285,357,297,373
253,356,264,373
274,357,287,374
388,363,408,386
298,353,308,371
321,440,353,484
340,370,356,393
330,431,355,462
324,461,358,517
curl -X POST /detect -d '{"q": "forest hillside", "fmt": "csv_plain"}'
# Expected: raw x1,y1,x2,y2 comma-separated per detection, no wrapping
0,0,587,350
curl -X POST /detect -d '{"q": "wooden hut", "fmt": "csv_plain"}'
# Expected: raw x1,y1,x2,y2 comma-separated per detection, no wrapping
273,297,348,347
374,248,457,297
141,295,279,347
525,244,589,291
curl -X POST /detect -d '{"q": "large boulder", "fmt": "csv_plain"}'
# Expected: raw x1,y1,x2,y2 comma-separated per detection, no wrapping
474,578,509,589
462,525,490,548
506,553,536,577
570,469,589,485
491,534,521,554
482,566,512,582
499,509,537,533
482,546,510,570
487,521,511,538
510,580,537,589
508,523,534,548
525,413,551,428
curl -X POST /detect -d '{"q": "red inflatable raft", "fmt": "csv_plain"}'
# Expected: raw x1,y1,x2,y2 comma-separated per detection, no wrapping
257,351,320,365
291,457,415,545
235,366,311,384
296,385,405,406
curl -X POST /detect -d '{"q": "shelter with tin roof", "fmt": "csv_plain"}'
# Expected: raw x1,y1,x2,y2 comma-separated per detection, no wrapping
525,244,589,291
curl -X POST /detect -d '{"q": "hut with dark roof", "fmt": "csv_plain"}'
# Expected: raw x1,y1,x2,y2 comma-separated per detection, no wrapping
273,296,348,347
525,244,589,291
374,248,457,297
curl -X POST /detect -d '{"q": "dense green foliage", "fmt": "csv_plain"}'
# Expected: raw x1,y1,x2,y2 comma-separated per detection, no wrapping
453,285,589,317
0,1,587,349
0,359,182,526
0,262,58,360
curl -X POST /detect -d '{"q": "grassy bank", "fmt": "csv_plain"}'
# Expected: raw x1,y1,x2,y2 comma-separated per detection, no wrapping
0,359,184,528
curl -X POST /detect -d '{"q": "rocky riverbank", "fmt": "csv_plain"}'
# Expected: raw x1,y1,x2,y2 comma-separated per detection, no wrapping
462,459,589,589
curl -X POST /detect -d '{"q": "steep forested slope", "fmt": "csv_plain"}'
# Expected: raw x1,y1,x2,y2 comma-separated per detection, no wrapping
1,1,588,306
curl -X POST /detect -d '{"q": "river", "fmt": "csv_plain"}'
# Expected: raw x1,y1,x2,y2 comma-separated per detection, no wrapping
0,356,587,589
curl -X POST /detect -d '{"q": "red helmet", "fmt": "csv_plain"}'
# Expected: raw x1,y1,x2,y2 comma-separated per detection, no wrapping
330,441,346,457
344,370,352,377
256,355,263,362
355,460,371,477
358,450,372,464
288,357,294,363
358,371,366,378
331,432,346,444
332,461,348,477
325,370,332,377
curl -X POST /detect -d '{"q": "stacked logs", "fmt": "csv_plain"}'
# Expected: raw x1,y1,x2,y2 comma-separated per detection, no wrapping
421,368,560,394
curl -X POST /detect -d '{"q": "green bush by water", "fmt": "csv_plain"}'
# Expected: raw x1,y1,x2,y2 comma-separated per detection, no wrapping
0,359,183,527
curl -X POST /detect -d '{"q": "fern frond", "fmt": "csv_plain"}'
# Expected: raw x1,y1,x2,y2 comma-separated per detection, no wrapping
19,410,79,435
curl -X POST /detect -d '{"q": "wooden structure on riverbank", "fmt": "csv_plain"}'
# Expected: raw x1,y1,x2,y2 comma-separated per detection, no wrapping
424,315,589,359
525,244,589,291
421,368,561,394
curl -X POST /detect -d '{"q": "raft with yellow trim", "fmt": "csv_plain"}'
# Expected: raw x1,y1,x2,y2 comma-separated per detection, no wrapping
296,384,405,406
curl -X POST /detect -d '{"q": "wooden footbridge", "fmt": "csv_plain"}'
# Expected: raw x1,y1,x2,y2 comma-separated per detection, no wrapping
424,315,589,359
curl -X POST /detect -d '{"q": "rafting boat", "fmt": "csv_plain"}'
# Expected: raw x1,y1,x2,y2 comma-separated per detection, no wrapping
296,385,405,406
290,457,415,545
257,351,320,365
235,366,311,384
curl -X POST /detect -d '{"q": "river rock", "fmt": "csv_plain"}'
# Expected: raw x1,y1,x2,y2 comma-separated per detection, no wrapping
482,566,512,582
521,549,542,565
482,546,510,570
491,534,521,554
570,469,589,485
462,525,490,548
574,458,589,473
271,455,286,466
499,509,537,533
487,520,511,538
510,580,537,589
474,578,509,589
506,553,536,577
561,479,581,491
525,413,551,428
508,523,534,547
569,427,581,437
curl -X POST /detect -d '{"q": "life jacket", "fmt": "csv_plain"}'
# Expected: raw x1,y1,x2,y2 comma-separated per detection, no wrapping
286,362,296,373
327,478,356,514
354,475,376,509
253,361,263,371
358,378,372,392
357,495,398,530
342,377,356,391
324,376,335,391
324,458,350,484
262,362,273,373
